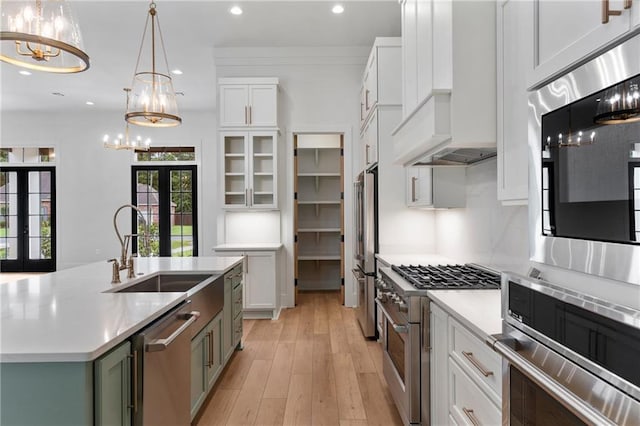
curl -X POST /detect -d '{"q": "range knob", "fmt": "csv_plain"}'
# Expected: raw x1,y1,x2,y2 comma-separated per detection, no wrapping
375,278,389,291
377,292,390,303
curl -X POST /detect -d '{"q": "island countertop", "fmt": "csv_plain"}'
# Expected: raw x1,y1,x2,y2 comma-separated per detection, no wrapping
0,256,243,363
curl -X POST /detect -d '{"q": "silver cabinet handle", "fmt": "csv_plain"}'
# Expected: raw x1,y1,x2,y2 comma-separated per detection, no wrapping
392,324,409,334
602,0,623,23
365,89,370,110
411,176,418,203
244,106,248,124
209,330,214,367
462,408,481,426
462,351,493,377
494,340,617,425
127,350,139,413
249,106,252,124
365,144,370,165
423,302,430,351
146,311,200,352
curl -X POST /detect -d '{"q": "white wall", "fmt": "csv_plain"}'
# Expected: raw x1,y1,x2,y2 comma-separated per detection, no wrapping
1,110,216,270
214,46,369,307
435,158,640,310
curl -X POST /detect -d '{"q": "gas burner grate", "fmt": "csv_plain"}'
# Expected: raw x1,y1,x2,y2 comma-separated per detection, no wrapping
391,264,501,290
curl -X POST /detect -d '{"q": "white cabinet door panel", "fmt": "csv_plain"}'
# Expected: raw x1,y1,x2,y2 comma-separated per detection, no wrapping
220,86,249,127
249,85,277,127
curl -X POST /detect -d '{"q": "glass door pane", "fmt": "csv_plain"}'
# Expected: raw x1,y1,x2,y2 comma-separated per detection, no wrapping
135,170,160,256
170,170,193,257
27,171,52,260
0,171,18,260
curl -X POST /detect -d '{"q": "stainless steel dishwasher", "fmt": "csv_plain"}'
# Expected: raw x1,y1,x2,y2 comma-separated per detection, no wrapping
132,300,200,426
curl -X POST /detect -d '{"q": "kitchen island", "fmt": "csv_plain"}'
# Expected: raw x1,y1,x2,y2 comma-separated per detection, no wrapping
0,256,243,425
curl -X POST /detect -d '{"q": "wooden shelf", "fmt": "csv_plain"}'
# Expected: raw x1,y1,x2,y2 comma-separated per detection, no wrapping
297,255,341,261
297,200,341,205
297,173,341,177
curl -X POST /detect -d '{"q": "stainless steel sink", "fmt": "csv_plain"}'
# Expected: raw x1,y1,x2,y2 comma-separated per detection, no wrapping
113,273,214,293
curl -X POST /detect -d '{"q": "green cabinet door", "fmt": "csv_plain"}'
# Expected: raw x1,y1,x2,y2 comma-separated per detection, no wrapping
223,271,233,361
190,324,209,419
95,340,132,426
206,313,223,389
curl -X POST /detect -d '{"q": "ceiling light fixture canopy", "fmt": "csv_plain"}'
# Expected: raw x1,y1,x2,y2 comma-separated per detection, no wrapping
0,0,89,73
125,2,181,128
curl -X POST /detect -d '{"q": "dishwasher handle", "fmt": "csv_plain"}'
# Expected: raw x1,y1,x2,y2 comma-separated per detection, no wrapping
146,311,200,352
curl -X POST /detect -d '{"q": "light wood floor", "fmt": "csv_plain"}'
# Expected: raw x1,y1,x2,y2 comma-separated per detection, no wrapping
194,291,403,426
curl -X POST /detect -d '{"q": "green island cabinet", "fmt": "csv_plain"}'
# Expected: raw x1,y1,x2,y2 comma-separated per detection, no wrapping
95,340,133,426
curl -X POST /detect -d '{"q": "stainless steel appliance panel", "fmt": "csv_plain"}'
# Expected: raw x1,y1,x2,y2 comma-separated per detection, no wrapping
354,268,376,337
529,34,640,285
420,298,430,426
134,302,200,426
353,170,376,274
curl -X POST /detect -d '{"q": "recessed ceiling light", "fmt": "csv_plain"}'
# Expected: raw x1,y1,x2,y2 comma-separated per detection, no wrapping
332,4,344,14
86,101,94,106
171,69,183,75
18,70,32,76
230,6,243,15
52,92,65,97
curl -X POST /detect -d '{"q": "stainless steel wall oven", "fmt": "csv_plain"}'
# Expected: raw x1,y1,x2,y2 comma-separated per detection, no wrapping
529,34,640,285
492,272,640,425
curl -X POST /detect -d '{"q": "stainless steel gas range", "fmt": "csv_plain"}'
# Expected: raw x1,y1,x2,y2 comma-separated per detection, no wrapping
376,264,501,426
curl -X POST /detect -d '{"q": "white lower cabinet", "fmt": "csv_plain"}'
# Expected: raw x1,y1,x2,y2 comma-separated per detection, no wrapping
449,359,501,426
430,302,502,426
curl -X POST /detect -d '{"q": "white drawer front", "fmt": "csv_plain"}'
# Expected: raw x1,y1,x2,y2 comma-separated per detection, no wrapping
449,358,501,426
449,317,502,403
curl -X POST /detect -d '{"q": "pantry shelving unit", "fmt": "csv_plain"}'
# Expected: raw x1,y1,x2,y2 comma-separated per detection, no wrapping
293,134,345,303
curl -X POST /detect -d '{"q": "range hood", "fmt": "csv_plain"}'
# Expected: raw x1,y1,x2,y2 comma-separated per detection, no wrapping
414,147,496,166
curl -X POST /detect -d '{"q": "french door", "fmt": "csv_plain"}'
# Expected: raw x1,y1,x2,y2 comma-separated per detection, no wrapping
132,165,197,257
0,167,56,272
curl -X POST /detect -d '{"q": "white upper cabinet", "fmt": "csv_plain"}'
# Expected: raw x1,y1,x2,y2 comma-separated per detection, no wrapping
218,78,278,128
496,0,531,204
530,0,640,88
394,0,496,166
406,167,465,209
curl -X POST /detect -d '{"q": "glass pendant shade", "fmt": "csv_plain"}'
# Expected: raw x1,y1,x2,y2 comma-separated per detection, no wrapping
0,0,89,73
125,2,181,128
594,75,640,124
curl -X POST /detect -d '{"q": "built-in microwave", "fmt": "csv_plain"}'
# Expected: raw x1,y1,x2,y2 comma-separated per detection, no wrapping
529,34,640,285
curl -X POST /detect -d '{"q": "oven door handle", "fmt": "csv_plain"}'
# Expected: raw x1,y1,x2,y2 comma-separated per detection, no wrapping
494,339,617,426
375,299,409,334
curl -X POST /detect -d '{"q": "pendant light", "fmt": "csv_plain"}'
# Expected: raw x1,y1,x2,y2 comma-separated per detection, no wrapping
104,89,152,151
125,2,181,128
594,76,640,124
0,0,89,73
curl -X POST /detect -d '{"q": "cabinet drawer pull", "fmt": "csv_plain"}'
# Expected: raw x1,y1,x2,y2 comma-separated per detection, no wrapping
602,0,623,23
411,176,417,203
249,106,252,124
244,106,248,124
462,407,481,426
462,351,493,377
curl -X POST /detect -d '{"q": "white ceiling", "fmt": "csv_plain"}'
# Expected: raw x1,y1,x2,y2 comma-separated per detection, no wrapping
0,0,400,113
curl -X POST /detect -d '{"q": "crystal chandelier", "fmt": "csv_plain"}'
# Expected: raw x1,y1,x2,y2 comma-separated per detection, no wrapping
125,2,181,128
104,89,152,151
0,0,89,73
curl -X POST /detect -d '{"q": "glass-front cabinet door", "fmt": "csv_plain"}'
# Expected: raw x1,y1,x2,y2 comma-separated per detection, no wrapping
222,131,277,209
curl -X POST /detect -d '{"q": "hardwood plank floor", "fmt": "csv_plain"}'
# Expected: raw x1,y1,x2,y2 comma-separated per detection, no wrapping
195,291,402,426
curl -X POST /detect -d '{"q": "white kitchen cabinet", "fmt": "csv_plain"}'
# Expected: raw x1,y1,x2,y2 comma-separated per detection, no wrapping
361,109,379,170
429,302,449,426
530,0,640,88
394,0,496,166
429,302,502,426
218,78,278,128
496,0,531,204
216,250,279,319
360,37,402,126
221,130,278,209
406,167,465,208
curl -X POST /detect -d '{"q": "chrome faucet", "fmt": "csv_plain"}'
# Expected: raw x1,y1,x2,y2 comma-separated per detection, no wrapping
111,204,150,283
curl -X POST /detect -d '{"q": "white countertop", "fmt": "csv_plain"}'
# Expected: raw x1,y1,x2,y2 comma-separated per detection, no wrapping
214,243,283,251
0,256,242,363
427,289,503,338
